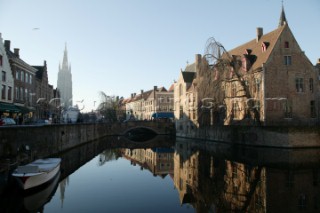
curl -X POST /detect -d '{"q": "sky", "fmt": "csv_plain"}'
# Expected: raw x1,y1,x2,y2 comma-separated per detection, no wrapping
1,0,319,112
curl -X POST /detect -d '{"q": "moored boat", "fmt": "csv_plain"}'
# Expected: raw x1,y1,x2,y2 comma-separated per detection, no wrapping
12,158,61,190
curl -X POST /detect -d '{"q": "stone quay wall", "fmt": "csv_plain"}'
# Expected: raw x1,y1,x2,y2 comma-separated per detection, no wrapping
0,121,176,160
0,123,110,159
176,125,320,148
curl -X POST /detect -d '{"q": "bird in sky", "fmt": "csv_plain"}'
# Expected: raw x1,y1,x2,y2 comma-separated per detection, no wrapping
32,28,40,30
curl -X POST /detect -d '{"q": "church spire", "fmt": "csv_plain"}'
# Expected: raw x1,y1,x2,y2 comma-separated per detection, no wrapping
62,43,69,72
278,2,288,27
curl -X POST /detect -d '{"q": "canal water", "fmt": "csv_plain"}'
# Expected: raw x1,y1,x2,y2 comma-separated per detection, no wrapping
0,136,319,213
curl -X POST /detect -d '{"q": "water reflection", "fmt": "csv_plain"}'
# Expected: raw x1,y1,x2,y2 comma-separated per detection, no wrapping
0,137,319,213
174,139,320,213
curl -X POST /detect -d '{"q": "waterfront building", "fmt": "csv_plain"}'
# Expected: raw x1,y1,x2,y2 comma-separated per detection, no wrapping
33,61,59,121
221,6,319,125
178,6,319,127
174,55,200,130
4,39,37,124
0,33,16,117
57,44,73,110
125,86,174,120
123,148,174,177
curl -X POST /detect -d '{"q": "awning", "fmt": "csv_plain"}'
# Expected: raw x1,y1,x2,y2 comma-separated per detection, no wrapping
15,105,31,114
0,102,20,113
151,112,174,118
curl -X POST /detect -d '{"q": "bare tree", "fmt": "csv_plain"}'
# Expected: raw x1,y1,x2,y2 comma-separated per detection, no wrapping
98,91,121,122
197,37,261,126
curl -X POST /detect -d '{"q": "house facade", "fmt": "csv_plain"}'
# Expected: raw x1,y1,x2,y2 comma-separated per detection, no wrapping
0,33,16,117
174,55,201,130
124,86,174,121
187,7,319,127
222,7,319,125
33,61,58,121
4,40,37,123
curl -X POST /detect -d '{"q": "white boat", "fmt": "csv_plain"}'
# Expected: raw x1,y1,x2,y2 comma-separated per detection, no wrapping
12,158,61,190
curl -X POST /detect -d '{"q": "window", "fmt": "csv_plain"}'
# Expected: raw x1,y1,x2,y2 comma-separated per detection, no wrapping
26,73,29,84
284,41,289,48
25,88,28,102
20,87,23,100
179,106,183,119
16,70,19,80
284,100,292,118
254,78,261,93
311,101,316,118
0,54,3,66
232,102,240,119
231,82,237,97
15,86,19,100
2,71,6,82
29,75,32,84
310,78,314,93
7,86,12,100
296,78,304,92
1,85,5,99
21,71,24,82
284,55,292,65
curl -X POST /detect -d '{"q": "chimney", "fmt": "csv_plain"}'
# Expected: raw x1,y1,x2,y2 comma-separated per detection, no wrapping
154,86,157,91
131,93,133,99
141,89,144,94
14,48,20,57
195,54,202,64
256,27,263,42
4,40,10,51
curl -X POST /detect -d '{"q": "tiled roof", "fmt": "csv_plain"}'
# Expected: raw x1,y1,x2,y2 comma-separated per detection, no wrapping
168,83,174,92
226,25,285,71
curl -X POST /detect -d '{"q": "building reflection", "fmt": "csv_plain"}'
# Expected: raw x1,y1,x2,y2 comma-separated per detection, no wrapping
123,147,174,177
173,140,320,213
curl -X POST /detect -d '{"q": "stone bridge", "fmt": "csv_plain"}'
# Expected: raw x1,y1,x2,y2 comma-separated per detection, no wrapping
109,120,175,136
0,121,176,162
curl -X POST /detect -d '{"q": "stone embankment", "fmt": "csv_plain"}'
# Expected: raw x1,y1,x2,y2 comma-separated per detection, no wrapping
176,125,320,148
0,121,175,160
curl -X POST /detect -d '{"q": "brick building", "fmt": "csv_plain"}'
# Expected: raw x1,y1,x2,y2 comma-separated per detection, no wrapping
4,40,37,123
222,6,319,125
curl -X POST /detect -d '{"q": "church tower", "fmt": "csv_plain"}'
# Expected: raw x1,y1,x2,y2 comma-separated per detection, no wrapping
57,44,73,109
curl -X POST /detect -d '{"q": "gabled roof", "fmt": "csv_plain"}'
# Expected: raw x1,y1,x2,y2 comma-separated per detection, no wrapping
227,25,285,71
168,84,174,92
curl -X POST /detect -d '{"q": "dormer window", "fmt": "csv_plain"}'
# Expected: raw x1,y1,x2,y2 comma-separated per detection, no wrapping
284,41,289,48
245,49,252,55
261,42,269,52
